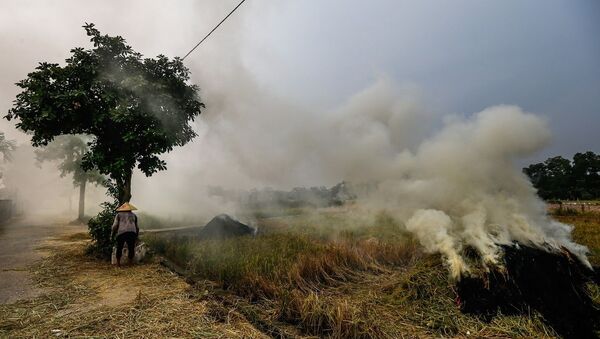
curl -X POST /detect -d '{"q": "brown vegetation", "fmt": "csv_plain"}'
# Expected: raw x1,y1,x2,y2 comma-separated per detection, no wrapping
146,209,596,338
554,210,600,267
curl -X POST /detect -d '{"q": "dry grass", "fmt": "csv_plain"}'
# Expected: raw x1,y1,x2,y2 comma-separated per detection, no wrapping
145,212,424,338
277,290,383,338
554,210,600,309
554,210,600,267
146,232,421,337
0,234,266,338
146,209,594,338
378,255,558,338
4,207,598,338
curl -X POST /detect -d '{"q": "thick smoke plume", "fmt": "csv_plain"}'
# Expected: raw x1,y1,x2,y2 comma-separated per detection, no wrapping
371,105,590,277
0,1,589,277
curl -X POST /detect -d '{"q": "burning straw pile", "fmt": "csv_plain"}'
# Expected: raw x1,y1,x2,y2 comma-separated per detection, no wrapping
456,243,599,338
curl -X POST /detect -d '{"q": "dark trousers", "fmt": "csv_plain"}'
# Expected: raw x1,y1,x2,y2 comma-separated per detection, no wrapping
116,232,137,262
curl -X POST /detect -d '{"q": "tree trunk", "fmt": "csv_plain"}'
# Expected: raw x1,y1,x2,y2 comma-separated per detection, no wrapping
119,169,133,204
78,179,86,221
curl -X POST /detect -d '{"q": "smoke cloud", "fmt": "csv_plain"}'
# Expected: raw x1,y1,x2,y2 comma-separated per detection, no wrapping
176,60,589,277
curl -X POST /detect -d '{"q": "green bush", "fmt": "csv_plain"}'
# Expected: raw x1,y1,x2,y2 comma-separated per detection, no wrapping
86,180,119,259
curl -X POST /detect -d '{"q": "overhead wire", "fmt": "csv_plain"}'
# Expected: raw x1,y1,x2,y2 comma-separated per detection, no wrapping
181,0,247,61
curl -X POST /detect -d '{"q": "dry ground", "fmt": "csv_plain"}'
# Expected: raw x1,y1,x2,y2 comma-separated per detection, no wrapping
0,232,267,338
0,216,83,304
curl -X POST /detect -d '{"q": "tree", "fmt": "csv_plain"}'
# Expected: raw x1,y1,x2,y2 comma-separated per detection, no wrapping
0,132,16,162
35,135,104,221
571,151,600,199
0,132,16,190
6,23,204,204
543,156,573,199
6,24,204,257
523,152,600,200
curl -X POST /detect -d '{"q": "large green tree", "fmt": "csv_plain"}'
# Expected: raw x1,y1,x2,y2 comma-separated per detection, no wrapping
35,135,104,221
571,151,600,199
523,151,600,200
6,23,204,204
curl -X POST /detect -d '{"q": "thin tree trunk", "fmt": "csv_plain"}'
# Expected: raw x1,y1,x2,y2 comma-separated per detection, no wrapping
120,170,132,204
78,179,86,221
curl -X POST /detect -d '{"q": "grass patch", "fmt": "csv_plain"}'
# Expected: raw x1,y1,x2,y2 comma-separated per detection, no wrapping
146,232,417,297
555,211,600,267
145,211,421,337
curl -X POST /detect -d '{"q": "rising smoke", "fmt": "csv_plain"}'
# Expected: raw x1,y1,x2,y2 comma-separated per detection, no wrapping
179,63,590,277
0,1,589,277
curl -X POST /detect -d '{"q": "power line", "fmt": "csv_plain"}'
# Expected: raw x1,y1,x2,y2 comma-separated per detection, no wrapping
181,0,247,61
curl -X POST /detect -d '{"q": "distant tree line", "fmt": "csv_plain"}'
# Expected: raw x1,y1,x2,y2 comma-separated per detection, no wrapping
523,151,600,200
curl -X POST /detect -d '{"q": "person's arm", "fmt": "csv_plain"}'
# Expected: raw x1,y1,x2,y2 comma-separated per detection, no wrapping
134,214,139,236
111,213,119,238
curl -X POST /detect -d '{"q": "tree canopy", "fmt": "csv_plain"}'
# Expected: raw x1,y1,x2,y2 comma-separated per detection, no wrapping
6,23,204,203
523,151,600,200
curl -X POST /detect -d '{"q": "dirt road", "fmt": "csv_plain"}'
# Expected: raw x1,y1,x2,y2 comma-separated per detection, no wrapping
0,216,83,304
0,218,266,337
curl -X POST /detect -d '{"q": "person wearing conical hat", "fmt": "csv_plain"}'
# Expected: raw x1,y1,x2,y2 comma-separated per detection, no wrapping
111,202,139,266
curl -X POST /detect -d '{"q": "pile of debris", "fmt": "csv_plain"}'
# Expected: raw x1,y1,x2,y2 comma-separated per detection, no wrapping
198,214,256,239
111,242,149,265
456,243,599,338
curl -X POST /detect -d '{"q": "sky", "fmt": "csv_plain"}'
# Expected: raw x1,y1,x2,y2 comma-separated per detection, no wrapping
0,0,599,216
2,0,598,157
245,0,600,158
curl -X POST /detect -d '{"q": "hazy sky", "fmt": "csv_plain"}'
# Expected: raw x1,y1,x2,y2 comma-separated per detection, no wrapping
246,0,600,160
1,0,598,161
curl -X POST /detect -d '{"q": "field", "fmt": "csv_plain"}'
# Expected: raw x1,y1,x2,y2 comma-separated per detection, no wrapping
1,206,598,338
144,207,600,338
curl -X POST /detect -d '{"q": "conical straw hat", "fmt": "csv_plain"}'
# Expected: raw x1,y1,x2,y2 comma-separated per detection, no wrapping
116,202,138,212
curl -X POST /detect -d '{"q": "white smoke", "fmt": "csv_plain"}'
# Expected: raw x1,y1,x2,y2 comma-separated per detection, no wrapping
149,52,590,278
365,105,590,278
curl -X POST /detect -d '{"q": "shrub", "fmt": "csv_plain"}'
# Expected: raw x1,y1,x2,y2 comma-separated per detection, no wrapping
86,180,119,258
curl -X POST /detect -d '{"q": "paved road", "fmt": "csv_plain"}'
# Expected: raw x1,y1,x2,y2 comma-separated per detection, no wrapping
0,216,84,304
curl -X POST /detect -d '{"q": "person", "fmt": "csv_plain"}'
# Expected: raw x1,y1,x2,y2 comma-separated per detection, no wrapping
111,202,139,266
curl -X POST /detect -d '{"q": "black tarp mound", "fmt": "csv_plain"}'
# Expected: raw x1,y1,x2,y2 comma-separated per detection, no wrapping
198,214,255,239
456,243,599,339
